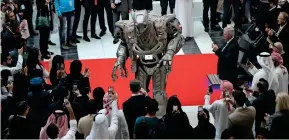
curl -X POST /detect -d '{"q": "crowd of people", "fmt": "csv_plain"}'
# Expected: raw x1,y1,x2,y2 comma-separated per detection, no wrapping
1,0,289,139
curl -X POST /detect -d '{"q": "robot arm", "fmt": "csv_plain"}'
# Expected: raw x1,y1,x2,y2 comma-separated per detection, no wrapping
166,18,185,55
112,24,129,81
157,18,185,72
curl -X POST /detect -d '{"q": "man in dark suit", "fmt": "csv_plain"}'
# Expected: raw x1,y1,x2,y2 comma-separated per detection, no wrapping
111,0,132,33
97,0,114,37
213,26,239,87
252,79,276,135
123,80,149,138
82,0,101,42
266,0,280,29
268,12,289,70
8,101,30,139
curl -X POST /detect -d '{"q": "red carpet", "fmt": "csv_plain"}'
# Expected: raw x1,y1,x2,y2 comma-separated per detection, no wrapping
43,54,221,107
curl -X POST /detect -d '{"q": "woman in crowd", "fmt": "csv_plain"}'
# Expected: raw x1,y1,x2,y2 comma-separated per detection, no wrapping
26,48,49,80
36,0,54,60
194,108,216,139
269,92,289,138
49,55,65,87
162,95,193,139
66,60,90,101
204,80,235,139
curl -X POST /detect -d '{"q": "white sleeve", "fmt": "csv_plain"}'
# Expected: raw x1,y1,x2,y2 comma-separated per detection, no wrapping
108,100,119,139
204,95,217,114
118,111,130,139
248,66,259,76
61,120,77,140
10,55,23,75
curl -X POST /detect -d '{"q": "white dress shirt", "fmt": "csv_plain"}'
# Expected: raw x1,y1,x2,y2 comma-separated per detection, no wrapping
0,55,23,75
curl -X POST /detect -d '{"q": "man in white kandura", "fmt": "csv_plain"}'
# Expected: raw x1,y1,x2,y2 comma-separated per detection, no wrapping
175,0,194,41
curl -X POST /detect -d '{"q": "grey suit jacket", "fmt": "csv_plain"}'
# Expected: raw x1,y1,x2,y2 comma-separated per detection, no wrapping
227,106,256,139
110,0,132,12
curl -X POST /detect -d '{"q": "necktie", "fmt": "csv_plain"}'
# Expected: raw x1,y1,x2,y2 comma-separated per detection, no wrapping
94,0,97,5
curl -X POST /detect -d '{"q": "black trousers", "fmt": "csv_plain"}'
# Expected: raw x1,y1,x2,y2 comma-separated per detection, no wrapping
24,11,34,33
98,2,114,34
203,0,218,28
39,27,50,55
83,5,98,36
160,0,175,15
256,2,269,33
222,0,242,29
72,1,82,38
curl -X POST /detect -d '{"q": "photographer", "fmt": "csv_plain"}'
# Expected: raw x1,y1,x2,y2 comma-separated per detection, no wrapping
66,60,90,101
0,47,23,75
49,55,66,88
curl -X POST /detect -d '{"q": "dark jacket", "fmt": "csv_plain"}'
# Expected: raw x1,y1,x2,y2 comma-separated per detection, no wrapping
215,38,239,85
163,112,194,139
123,95,149,138
132,0,152,10
194,121,216,139
8,116,30,139
252,91,276,134
269,110,289,139
266,7,280,29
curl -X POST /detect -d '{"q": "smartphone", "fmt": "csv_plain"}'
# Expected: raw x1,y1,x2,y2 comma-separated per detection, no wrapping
84,68,88,73
198,106,203,112
208,85,213,94
64,98,69,105
7,76,13,85
108,86,114,95
73,84,78,91
173,106,178,111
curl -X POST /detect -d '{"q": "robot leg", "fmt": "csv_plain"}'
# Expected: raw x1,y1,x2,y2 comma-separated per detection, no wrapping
152,65,168,117
135,64,151,92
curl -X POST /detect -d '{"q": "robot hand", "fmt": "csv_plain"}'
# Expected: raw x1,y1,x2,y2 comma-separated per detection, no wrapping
112,61,128,82
157,53,173,72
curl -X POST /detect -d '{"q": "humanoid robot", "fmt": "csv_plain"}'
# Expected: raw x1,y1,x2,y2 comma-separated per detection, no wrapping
112,10,184,116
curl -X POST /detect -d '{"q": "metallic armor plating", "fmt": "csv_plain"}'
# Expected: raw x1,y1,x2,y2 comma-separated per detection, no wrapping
112,10,184,116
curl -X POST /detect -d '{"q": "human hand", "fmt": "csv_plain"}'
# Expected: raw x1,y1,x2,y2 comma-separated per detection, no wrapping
110,93,117,101
264,113,270,125
246,61,253,69
111,3,116,9
268,29,274,36
18,47,24,55
7,82,13,93
83,70,90,78
212,44,219,52
140,88,148,96
21,66,28,76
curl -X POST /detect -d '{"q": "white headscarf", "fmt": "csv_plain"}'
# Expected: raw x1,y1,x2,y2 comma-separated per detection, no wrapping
254,52,279,92
86,109,109,139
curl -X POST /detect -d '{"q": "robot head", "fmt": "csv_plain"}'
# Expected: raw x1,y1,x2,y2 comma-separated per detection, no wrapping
132,10,149,34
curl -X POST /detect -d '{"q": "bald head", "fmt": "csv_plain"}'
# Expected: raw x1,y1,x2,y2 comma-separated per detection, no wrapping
223,26,235,41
